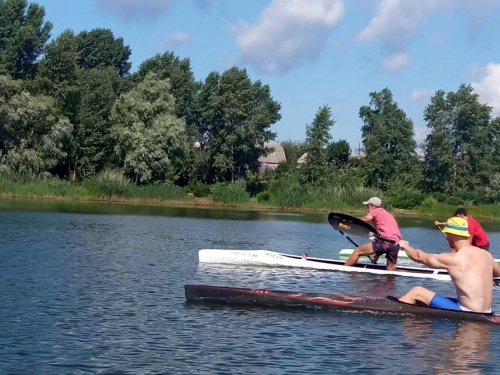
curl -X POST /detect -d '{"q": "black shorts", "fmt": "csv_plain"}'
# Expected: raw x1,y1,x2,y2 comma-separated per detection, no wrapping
372,238,400,263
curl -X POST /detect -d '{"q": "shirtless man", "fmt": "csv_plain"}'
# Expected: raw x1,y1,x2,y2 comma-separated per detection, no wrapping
344,197,401,271
398,217,500,313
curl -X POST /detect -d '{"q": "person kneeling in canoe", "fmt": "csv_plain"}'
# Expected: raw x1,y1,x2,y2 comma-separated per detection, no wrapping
398,217,500,313
435,207,490,251
344,197,402,271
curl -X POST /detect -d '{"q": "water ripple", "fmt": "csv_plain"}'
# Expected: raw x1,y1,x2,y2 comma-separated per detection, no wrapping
1,208,499,374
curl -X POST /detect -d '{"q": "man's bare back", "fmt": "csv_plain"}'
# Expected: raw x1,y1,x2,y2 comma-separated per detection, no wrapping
444,245,494,312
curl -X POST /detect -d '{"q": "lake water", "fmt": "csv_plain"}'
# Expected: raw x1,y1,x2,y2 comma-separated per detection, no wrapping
1,199,500,374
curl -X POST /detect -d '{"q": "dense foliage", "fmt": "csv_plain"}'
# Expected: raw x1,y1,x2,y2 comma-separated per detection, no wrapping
1,0,499,212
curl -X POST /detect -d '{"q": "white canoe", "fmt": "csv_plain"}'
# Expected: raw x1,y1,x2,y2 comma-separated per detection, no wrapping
339,249,500,265
199,249,451,281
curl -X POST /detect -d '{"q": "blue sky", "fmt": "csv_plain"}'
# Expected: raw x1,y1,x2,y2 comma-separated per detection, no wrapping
34,0,500,152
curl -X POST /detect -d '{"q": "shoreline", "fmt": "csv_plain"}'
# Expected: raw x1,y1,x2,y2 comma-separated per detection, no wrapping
0,192,442,218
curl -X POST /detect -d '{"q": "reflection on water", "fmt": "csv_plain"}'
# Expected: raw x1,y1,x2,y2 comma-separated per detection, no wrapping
402,319,492,375
434,322,491,375
0,198,323,222
1,200,500,374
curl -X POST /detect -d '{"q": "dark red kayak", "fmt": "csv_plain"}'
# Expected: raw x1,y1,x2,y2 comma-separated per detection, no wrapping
185,284,500,325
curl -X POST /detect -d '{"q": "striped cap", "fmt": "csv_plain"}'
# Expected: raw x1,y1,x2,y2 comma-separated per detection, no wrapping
442,217,470,237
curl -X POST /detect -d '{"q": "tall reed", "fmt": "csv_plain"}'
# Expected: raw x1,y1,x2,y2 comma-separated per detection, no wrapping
0,175,85,198
83,169,130,198
210,180,250,207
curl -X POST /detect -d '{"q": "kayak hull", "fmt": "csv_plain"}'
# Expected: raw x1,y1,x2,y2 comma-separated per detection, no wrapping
185,284,500,325
199,249,451,281
339,249,500,265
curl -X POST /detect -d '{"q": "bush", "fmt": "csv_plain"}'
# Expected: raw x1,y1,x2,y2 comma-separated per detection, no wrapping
421,196,438,207
210,180,250,206
443,195,465,206
268,178,308,208
245,170,271,197
0,174,83,198
184,181,211,197
256,190,270,202
456,190,493,206
126,183,186,200
83,169,130,198
390,189,426,210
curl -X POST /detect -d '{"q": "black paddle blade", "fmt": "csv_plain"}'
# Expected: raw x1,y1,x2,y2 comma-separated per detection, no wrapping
328,212,379,239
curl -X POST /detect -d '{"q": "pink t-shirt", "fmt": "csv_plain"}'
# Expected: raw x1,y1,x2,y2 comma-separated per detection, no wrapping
369,207,402,242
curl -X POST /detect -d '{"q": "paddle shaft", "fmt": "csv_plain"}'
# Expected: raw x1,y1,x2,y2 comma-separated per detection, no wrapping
437,225,447,238
339,231,359,247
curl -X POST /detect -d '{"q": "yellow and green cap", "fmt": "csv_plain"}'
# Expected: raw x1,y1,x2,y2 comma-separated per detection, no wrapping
442,217,470,237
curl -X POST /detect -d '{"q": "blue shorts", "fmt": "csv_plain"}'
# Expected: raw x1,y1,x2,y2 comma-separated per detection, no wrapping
430,294,492,313
429,294,461,311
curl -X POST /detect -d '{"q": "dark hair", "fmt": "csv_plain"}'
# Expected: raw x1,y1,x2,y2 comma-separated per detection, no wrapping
454,208,467,216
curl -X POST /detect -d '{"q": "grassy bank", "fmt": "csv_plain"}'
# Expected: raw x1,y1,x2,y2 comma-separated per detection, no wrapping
0,175,188,204
1,176,499,220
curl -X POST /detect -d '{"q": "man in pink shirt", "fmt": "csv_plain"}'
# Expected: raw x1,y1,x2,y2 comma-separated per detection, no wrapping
344,197,402,270
435,208,490,251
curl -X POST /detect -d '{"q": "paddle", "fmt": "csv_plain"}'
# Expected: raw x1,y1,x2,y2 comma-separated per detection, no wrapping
435,224,447,238
326,212,375,262
327,212,396,244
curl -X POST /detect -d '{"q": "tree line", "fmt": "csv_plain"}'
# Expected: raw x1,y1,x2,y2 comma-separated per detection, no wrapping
1,0,499,209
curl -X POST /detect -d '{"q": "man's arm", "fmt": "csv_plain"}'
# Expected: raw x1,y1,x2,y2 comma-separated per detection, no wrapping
398,240,455,269
361,214,373,222
492,259,500,278
434,221,446,226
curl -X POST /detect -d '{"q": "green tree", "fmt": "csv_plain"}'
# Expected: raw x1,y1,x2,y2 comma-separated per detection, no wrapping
422,84,496,194
76,28,131,76
30,30,80,119
301,105,334,186
73,67,121,180
359,88,421,192
0,76,72,178
136,51,197,122
194,67,281,182
0,0,52,79
326,139,351,167
110,73,188,184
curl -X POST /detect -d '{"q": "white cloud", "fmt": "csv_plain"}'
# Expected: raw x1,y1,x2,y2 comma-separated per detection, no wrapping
97,0,176,18
381,53,410,71
472,62,500,116
358,0,440,48
410,89,435,101
167,31,191,45
233,0,345,74
358,0,498,49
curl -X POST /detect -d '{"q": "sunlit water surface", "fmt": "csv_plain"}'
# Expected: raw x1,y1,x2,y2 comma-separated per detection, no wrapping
1,199,500,374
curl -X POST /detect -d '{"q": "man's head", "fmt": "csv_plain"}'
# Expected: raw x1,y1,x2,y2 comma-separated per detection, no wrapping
442,217,470,245
362,197,382,210
454,207,467,218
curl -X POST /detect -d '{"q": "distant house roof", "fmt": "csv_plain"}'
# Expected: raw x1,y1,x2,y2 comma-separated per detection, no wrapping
258,143,286,172
258,143,286,164
349,153,364,159
297,153,308,164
